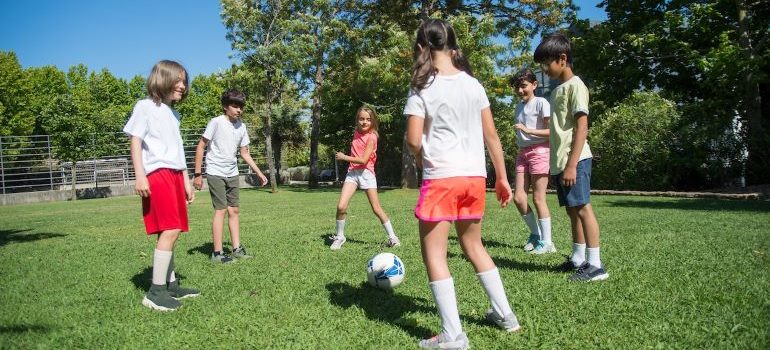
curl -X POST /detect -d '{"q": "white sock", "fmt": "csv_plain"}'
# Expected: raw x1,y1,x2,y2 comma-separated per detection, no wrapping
166,252,176,283
476,268,513,317
336,220,345,237
586,247,602,268
522,211,540,239
152,249,172,286
429,278,463,340
383,220,397,238
538,217,552,244
571,243,586,266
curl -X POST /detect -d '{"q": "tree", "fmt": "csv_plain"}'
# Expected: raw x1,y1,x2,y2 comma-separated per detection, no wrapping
0,51,34,136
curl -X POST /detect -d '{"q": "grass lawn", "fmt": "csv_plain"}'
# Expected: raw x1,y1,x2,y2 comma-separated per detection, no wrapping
1,187,769,349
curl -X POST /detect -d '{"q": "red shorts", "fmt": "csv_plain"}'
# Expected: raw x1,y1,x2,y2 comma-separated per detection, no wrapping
415,177,486,222
141,168,189,235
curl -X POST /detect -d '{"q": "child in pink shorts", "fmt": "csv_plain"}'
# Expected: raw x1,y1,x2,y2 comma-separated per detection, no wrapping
510,68,554,254
404,19,520,350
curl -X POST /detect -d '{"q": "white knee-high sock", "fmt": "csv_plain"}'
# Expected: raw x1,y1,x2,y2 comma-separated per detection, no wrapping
523,211,540,238
166,252,176,283
383,220,396,238
476,268,514,317
586,247,602,268
336,220,345,237
429,278,463,339
538,217,552,244
571,243,586,265
152,249,172,286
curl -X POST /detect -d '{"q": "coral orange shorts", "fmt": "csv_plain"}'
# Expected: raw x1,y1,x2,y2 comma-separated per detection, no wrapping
415,177,486,222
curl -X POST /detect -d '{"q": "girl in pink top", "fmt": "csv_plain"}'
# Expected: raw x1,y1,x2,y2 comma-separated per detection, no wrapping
329,106,400,250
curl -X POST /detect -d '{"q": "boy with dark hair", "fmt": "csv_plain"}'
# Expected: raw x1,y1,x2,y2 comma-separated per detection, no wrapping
534,33,608,281
193,89,268,263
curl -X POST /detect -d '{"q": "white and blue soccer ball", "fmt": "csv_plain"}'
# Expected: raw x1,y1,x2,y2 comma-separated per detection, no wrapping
367,252,405,289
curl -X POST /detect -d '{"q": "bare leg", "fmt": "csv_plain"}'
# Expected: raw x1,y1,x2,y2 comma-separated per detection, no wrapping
211,209,226,252
512,171,531,215
566,207,586,244
576,204,600,248
336,181,358,220
530,174,550,219
420,221,452,282
365,188,389,223
455,219,495,273
227,206,241,248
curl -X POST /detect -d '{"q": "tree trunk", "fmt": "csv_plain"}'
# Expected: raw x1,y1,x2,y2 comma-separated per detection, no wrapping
308,54,323,189
401,135,418,188
272,131,283,184
260,81,278,193
736,1,767,185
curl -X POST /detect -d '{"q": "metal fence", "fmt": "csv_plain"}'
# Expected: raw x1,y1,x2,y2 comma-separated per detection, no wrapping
0,129,267,194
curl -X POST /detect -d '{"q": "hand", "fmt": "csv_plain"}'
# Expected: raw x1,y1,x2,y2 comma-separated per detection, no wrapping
185,181,195,204
135,176,151,197
335,152,347,161
514,123,529,134
562,165,577,187
257,172,268,186
193,176,203,190
495,179,512,208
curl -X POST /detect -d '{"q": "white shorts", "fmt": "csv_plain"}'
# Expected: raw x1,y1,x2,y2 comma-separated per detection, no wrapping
344,169,377,190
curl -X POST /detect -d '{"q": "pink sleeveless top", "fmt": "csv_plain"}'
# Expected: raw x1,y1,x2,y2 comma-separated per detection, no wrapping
348,130,377,174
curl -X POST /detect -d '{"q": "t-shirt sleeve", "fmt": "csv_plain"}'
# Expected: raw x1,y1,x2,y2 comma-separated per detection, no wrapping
240,127,250,147
570,83,590,117
202,118,217,140
478,83,490,110
540,98,551,119
123,102,149,139
403,90,426,118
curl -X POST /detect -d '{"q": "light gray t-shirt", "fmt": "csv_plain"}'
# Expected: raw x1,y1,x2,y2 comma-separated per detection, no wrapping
515,96,550,148
202,115,250,177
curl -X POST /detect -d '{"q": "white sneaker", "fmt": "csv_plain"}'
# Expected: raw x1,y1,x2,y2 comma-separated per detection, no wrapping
383,236,401,248
329,235,346,250
419,332,469,349
523,234,539,252
485,309,521,332
531,240,557,254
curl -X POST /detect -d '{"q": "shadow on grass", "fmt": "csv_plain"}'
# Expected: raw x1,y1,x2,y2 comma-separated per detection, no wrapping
282,185,398,194
318,234,369,247
607,198,770,212
186,242,214,257
0,324,52,334
326,282,434,338
448,236,513,249
490,255,555,273
130,266,187,291
0,229,68,247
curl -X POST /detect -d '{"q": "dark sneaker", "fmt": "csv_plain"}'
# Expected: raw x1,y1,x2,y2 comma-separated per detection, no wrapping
142,284,181,311
232,246,253,259
167,280,200,299
569,264,609,282
419,332,469,350
556,257,588,272
211,252,235,264
485,309,521,332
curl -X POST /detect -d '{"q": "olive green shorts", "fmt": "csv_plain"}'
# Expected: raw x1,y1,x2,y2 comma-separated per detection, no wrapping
207,174,240,209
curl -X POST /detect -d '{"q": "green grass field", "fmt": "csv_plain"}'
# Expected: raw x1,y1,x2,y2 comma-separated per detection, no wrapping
1,188,769,349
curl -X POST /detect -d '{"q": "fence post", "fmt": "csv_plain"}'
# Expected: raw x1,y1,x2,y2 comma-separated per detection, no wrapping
47,135,53,191
93,134,98,189
0,135,4,195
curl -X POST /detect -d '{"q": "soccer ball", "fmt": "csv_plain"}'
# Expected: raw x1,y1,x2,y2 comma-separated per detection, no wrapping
367,253,405,289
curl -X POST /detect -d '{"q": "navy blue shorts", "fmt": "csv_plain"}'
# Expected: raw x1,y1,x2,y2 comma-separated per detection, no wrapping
552,158,592,207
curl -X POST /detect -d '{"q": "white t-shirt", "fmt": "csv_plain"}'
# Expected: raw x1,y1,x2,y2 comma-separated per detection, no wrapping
123,99,186,174
202,115,250,177
515,96,550,148
403,71,489,179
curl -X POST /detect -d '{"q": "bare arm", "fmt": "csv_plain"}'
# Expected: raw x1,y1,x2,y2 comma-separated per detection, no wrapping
129,136,150,197
561,113,588,186
192,138,207,190
336,139,375,165
240,146,268,186
405,116,424,168
514,117,550,138
481,107,512,207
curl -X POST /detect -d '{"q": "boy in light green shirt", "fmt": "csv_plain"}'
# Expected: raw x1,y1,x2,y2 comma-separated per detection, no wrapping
534,33,608,282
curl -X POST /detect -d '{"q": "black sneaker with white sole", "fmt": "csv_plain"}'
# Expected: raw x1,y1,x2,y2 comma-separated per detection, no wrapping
142,284,181,311
569,264,609,282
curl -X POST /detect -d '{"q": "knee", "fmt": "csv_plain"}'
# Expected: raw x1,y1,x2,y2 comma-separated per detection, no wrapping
533,195,547,208
513,191,528,206
228,206,240,216
336,205,347,215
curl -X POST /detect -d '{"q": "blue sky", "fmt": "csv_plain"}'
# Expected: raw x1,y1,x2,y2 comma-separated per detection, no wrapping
0,0,607,80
